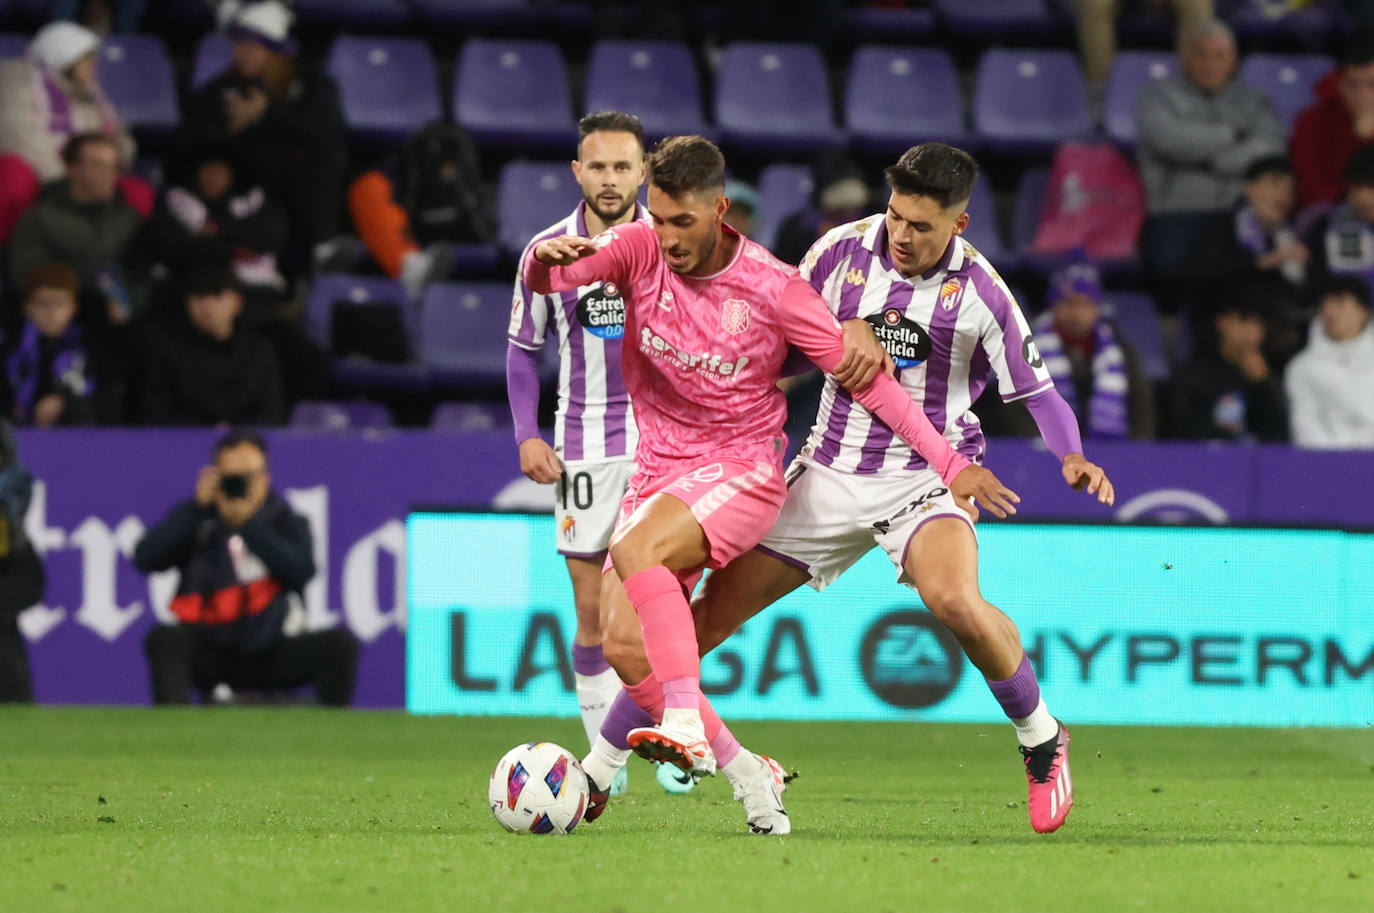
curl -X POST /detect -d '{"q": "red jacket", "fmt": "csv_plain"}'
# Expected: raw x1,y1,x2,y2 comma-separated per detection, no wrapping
1291,69,1374,207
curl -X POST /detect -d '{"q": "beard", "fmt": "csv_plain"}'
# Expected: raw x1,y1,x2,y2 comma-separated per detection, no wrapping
588,193,635,224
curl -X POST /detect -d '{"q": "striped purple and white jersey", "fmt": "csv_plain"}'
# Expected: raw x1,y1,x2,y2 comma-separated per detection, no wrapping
798,216,1052,474
508,202,644,462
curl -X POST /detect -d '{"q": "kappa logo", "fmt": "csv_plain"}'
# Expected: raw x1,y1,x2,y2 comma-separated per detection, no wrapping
939,277,963,311
844,268,866,287
721,298,750,335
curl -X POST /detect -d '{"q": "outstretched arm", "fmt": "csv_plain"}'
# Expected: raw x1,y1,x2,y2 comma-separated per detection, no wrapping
522,223,648,295
1023,387,1116,505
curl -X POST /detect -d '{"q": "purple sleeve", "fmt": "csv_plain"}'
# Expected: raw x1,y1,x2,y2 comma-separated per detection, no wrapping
1023,387,1083,464
505,342,543,445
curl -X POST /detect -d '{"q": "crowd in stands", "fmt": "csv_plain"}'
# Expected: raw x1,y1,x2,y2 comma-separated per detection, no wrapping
0,0,1370,449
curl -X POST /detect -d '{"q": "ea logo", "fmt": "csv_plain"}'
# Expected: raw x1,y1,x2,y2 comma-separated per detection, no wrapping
859,611,963,708
883,309,902,326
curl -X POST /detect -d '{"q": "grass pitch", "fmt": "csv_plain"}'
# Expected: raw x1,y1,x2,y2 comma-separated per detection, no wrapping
0,707,1369,913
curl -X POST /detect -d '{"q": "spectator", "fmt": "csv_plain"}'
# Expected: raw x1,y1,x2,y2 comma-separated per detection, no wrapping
1136,19,1286,312
1075,0,1214,91
141,259,286,427
176,1,348,265
50,0,148,33
3,263,120,426
134,430,359,706
0,21,148,244
1290,39,1374,210
722,180,760,237
1030,264,1156,440
1284,276,1374,448
0,419,44,703
1306,146,1374,303
772,151,872,265
1170,294,1288,441
8,132,144,327
147,148,290,308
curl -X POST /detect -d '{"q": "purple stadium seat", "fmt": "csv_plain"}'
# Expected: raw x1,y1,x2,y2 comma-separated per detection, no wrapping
973,49,1092,156
96,35,178,133
964,174,1016,270
190,33,233,91
496,159,584,256
454,39,576,150
305,274,413,347
290,400,394,431
418,281,510,389
0,32,27,58
934,0,1063,39
714,42,838,154
1012,166,1050,254
839,6,937,41
1104,51,1176,147
584,40,707,141
430,401,514,432
754,163,813,252
1238,53,1335,130
291,0,412,28
846,46,966,156
1101,290,1166,381
327,36,441,144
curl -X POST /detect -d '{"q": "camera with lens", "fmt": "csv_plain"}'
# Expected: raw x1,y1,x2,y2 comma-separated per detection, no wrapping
218,473,250,499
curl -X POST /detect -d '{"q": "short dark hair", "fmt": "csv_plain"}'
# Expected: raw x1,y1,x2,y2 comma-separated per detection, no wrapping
577,110,646,156
1345,146,1374,188
184,256,240,298
647,135,725,198
1245,155,1293,183
1340,30,1374,68
884,143,979,209
61,132,117,167
213,429,268,460
21,262,80,301
1315,274,1372,310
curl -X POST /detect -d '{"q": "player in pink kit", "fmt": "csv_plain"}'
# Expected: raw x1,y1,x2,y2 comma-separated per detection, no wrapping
525,136,1020,833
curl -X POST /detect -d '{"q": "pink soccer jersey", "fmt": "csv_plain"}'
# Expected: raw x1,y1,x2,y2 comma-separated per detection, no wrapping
523,221,969,483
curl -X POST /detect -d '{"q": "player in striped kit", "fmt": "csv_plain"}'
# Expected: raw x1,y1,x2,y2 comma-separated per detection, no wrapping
506,111,657,796
584,143,1116,835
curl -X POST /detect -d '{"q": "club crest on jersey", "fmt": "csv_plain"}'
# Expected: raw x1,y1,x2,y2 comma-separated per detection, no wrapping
939,277,964,311
866,308,933,369
576,281,626,339
721,298,750,335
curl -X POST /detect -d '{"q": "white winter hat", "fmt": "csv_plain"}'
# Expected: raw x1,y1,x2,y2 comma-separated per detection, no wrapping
29,21,100,74
226,1,295,52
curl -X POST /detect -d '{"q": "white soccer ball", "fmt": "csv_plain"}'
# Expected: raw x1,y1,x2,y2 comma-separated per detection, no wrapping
488,741,590,835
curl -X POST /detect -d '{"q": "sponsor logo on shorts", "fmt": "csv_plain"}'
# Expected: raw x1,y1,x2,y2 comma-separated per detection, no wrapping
865,309,933,369
860,611,964,708
870,486,949,534
575,281,626,340
668,463,725,493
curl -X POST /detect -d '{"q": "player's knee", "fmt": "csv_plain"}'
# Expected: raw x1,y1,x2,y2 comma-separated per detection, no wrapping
601,629,644,679
921,586,984,634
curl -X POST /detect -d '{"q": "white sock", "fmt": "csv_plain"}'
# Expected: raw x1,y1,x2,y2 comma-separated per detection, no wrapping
719,749,758,787
661,706,704,734
1012,698,1059,748
574,668,622,751
582,734,630,789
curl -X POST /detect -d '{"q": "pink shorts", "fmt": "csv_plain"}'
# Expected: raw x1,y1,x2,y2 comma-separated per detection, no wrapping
607,454,787,584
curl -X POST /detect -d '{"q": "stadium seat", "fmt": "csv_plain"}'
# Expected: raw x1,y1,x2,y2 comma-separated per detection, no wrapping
96,35,178,134
584,40,708,141
839,6,937,41
290,400,394,432
0,32,27,58
1238,53,1335,130
327,36,441,144
714,42,838,154
1226,2,1335,51
190,33,233,91
973,49,1092,156
964,174,1016,270
305,274,428,392
754,162,813,253
291,0,412,28
1011,166,1050,254
496,159,584,256
1104,51,1176,148
430,401,514,432
410,0,582,30
933,0,1063,40
454,39,577,150
418,281,510,389
845,46,966,156
1102,290,1167,382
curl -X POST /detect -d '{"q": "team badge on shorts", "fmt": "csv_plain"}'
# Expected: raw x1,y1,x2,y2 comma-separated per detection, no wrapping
561,514,576,542
721,298,750,335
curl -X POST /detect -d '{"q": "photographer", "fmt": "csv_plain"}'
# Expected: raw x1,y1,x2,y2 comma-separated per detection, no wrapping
0,419,45,703
134,430,358,706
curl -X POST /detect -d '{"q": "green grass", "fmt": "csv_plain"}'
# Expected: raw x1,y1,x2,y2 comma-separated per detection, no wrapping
1,708,1370,913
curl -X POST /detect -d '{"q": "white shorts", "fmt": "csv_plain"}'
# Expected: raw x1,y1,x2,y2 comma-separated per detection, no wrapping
553,458,636,558
757,457,975,591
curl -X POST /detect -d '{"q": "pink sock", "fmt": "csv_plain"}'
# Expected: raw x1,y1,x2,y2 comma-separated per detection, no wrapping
623,566,701,710
700,695,742,767
624,674,665,723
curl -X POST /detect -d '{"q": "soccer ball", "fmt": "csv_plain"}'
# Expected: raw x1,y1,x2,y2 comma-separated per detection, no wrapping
488,741,590,835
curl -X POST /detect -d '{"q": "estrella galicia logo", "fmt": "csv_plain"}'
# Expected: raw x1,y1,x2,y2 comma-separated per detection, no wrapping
575,281,626,339
865,309,932,368
860,610,963,708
